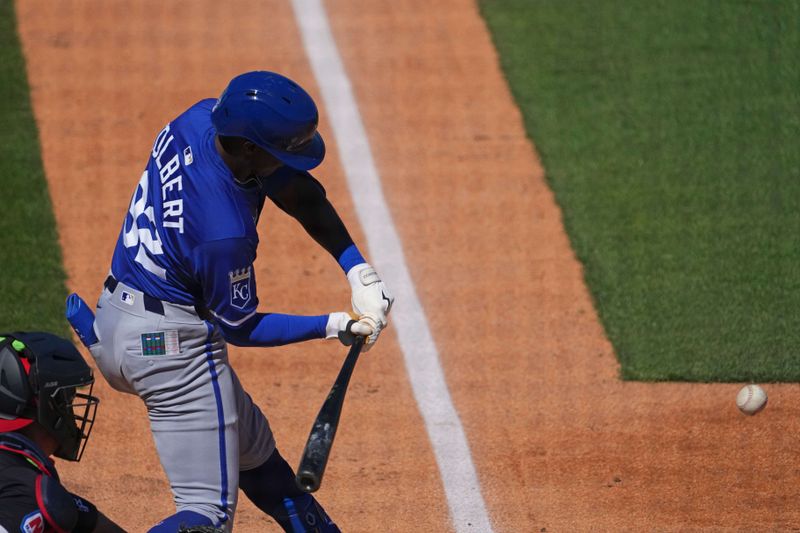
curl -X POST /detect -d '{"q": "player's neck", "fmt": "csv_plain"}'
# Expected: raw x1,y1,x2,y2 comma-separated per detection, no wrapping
18,423,58,457
214,135,252,183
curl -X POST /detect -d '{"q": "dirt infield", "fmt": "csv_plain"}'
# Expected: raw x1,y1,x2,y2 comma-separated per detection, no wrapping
15,0,800,530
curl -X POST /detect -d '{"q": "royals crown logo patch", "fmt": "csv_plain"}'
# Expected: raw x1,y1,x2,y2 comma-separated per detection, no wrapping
229,266,252,310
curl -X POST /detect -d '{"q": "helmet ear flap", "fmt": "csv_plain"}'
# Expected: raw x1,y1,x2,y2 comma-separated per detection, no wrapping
0,341,33,420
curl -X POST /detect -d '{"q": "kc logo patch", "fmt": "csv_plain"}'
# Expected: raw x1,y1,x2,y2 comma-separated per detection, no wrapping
230,267,252,310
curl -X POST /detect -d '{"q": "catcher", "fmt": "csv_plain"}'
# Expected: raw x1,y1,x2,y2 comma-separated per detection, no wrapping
0,331,125,532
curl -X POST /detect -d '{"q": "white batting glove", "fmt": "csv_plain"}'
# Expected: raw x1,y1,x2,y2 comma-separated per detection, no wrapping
347,263,394,351
326,312,373,346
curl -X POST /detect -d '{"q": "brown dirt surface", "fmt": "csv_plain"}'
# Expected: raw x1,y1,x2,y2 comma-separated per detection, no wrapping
15,0,800,531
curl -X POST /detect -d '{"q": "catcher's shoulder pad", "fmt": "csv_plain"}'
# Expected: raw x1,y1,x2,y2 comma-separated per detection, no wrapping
38,474,78,530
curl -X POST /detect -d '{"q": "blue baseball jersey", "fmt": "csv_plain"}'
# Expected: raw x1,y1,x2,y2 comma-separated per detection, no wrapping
111,99,299,327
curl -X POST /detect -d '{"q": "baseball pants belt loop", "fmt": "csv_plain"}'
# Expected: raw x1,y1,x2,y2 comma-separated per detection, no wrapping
104,275,165,316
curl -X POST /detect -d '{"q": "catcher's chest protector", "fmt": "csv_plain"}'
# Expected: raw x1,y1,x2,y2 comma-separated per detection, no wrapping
0,433,99,532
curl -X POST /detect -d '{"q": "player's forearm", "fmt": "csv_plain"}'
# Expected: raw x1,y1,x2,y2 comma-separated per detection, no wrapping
220,312,328,347
295,197,356,261
292,199,373,276
270,174,357,262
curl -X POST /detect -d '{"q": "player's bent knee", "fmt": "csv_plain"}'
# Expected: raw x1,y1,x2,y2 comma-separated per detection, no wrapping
148,510,223,532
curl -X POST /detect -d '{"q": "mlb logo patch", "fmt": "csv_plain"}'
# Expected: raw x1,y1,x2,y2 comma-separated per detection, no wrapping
183,145,194,166
230,267,252,310
22,511,45,533
120,291,135,305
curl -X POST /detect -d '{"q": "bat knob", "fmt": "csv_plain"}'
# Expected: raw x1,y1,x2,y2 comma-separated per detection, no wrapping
296,471,321,493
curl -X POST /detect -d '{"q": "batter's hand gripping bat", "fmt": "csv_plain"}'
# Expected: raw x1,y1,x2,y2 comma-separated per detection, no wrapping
296,335,365,493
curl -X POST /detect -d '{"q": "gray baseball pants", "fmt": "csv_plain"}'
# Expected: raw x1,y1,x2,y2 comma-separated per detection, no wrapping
90,278,276,528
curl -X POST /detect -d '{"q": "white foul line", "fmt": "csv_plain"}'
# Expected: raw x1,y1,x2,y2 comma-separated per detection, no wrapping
290,1,495,531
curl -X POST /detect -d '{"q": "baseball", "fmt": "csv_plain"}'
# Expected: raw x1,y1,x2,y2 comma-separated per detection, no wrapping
736,384,767,415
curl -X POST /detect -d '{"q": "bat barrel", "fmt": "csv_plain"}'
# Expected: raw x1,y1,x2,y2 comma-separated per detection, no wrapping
295,337,365,493
296,435,331,493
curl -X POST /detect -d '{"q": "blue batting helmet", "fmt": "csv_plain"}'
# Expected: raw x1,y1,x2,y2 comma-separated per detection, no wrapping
211,71,326,171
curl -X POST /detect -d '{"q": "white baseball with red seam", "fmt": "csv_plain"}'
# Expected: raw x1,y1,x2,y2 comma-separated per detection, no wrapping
736,384,767,416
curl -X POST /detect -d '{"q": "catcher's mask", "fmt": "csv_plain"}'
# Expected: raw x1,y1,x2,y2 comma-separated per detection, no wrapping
0,332,98,461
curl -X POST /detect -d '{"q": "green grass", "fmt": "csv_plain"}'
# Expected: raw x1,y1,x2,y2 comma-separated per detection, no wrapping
479,0,800,381
0,1,70,336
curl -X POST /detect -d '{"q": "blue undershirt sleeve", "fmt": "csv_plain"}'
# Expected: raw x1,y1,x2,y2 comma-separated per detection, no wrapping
336,243,366,273
219,312,328,347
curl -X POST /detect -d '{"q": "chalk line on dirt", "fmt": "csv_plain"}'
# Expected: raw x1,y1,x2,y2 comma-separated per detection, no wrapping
289,0,494,530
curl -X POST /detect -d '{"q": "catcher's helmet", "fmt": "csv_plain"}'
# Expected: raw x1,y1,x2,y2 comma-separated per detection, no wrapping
211,71,325,171
0,332,98,461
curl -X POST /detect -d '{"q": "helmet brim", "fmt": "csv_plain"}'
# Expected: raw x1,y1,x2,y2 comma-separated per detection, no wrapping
263,131,326,171
0,417,33,432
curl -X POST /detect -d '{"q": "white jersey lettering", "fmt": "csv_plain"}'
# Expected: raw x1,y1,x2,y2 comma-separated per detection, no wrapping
160,155,185,233
123,171,167,279
163,199,185,234
159,154,181,183
161,174,183,198
152,124,175,170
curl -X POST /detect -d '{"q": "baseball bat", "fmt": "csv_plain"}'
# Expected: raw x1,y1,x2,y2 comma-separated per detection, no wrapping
296,335,365,493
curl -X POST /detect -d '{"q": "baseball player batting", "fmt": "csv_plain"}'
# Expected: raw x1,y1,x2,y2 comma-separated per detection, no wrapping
67,71,393,532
